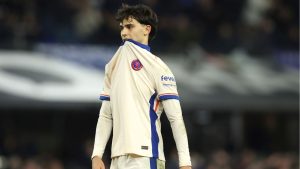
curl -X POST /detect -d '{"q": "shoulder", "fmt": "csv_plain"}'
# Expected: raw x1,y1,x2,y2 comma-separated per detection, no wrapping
152,56,174,76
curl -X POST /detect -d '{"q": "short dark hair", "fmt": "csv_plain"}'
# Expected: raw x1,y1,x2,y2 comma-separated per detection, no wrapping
115,4,158,41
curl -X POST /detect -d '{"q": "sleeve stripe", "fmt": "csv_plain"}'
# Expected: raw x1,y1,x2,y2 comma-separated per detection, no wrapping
159,93,178,96
99,95,110,101
159,95,180,100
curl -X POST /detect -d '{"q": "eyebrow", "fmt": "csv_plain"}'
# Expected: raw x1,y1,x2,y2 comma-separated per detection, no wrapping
120,23,134,28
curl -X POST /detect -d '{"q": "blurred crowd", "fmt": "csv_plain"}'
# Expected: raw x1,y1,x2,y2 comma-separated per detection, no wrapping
0,111,298,169
0,142,298,169
0,0,298,53
0,0,298,169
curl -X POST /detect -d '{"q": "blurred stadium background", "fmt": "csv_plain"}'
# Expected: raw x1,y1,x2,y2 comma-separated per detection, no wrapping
0,0,299,169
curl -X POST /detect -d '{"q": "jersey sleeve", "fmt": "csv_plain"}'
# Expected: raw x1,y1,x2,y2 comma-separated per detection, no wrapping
162,99,192,167
92,101,113,159
99,65,111,101
154,65,180,101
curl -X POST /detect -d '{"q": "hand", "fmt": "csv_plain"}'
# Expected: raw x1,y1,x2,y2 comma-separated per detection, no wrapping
180,166,192,169
92,156,105,169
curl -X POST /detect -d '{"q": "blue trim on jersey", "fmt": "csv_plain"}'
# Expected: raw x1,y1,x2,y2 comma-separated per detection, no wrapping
99,96,110,101
149,92,159,158
126,39,151,52
150,157,157,169
159,95,180,100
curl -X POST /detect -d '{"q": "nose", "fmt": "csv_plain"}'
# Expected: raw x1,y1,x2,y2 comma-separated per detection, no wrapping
121,29,127,39
121,33,127,39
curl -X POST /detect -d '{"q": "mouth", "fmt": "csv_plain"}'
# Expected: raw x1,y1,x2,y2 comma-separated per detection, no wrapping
122,38,130,42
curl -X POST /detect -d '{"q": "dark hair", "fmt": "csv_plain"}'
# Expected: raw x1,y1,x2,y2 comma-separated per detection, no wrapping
115,4,158,41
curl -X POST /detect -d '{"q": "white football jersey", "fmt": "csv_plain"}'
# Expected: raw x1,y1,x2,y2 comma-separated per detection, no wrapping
99,40,179,161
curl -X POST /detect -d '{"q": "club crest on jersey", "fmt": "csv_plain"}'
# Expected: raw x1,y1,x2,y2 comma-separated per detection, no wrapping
131,59,143,71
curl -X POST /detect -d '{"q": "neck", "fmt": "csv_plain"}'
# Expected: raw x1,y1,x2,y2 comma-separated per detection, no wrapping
140,39,148,45
125,39,151,52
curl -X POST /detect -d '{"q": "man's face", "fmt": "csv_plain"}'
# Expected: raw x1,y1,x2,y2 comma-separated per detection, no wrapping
120,17,150,45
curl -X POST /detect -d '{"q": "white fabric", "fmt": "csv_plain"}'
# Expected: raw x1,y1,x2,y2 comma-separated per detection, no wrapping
91,101,112,159
92,40,191,166
162,99,192,166
110,155,165,169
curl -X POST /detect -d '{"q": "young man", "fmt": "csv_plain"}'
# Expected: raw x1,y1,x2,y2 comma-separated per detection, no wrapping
92,4,192,169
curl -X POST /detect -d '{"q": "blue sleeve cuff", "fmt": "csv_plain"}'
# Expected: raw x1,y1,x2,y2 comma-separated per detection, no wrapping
159,94,180,100
99,95,110,101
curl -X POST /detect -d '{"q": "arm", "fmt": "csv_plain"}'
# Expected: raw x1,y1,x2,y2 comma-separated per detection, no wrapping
162,99,192,168
92,101,113,169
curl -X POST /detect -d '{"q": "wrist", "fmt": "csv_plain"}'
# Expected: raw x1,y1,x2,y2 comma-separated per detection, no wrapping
179,166,192,169
91,155,102,161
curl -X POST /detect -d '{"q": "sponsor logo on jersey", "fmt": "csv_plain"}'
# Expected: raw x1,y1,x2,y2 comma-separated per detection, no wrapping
141,146,148,150
131,59,143,71
163,83,176,87
161,75,176,82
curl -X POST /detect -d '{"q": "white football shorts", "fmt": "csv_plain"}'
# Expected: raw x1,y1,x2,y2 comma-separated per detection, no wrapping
110,154,165,169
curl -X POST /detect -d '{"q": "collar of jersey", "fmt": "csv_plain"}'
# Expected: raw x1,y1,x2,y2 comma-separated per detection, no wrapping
124,39,151,52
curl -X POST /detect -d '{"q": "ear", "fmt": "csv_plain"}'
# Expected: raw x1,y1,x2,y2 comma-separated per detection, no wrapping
144,25,151,36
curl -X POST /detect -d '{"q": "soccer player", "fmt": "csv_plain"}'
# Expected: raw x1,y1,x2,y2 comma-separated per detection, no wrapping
92,4,192,169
